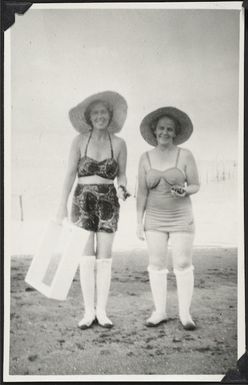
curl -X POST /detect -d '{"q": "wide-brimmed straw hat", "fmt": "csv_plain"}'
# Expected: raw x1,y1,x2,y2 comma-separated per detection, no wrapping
69,90,128,134
140,106,193,146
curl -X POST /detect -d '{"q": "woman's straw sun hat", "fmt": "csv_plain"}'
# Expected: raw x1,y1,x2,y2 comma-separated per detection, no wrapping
140,106,193,146
69,90,128,134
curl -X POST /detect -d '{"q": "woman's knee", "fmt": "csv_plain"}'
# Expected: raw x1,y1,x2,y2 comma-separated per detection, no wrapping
170,232,193,270
96,247,112,259
82,232,95,255
96,245,112,259
83,247,95,256
148,255,167,270
96,232,115,259
173,258,192,271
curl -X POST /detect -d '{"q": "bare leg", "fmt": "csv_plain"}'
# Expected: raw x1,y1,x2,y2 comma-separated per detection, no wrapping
170,232,194,271
82,231,95,256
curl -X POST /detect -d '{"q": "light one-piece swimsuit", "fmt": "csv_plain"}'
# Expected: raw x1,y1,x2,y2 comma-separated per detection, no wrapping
144,148,195,233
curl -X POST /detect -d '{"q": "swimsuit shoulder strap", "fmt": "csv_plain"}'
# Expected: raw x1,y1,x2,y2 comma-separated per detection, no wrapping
107,131,114,158
175,147,181,167
146,152,152,169
84,130,93,156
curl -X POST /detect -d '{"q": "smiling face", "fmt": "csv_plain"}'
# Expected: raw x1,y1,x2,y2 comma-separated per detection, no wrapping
88,101,111,130
154,116,177,145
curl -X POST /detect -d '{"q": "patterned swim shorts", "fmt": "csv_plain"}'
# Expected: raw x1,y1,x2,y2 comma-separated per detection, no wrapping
71,184,120,233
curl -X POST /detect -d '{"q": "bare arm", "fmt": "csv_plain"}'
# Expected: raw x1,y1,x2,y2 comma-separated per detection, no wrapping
136,153,149,239
184,150,200,195
116,138,127,188
56,135,81,221
116,138,129,200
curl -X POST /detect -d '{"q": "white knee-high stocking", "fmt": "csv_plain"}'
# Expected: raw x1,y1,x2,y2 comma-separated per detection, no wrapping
78,255,96,329
96,258,113,328
174,265,196,330
146,266,169,326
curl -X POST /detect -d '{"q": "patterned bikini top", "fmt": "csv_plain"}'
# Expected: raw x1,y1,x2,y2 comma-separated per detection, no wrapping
77,131,119,180
146,148,186,190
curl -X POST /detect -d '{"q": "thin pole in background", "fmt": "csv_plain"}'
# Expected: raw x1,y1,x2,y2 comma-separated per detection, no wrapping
19,194,24,221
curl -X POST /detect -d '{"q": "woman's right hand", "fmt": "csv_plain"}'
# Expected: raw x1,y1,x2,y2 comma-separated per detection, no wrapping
136,223,145,241
171,185,186,198
55,205,68,224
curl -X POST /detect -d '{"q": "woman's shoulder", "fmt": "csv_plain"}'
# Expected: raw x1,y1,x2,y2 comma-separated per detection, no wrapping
111,133,125,143
139,151,150,164
72,132,90,144
140,148,154,158
111,134,127,149
70,134,81,146
70,133,89,151
178,146,192,155
178,147,195,161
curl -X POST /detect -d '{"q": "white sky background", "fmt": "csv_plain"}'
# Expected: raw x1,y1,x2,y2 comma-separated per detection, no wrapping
11,7,240,197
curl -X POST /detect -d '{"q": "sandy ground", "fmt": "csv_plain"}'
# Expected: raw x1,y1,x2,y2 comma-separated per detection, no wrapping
8,247,237,377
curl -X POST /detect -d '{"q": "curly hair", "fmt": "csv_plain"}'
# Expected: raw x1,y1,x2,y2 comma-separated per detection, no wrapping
84,100,114,128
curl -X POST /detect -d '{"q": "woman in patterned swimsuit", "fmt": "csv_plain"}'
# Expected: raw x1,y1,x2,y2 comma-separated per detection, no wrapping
56,91,128,329
136,107,200,330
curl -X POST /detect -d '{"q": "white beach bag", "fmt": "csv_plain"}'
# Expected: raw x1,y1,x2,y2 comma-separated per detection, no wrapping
25,220,88,300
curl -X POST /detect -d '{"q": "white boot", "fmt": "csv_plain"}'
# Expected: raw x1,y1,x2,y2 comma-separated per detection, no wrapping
96,258,113,328
145,266,169,327
78,255,96,329
174,265,196,330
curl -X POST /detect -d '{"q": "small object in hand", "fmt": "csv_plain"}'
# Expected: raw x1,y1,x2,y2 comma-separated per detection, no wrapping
25,286,35,292
171,185,185,195
118,185,131,200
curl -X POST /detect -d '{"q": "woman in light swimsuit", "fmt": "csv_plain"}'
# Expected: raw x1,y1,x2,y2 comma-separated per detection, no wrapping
56,91,129,329
136,107,200,330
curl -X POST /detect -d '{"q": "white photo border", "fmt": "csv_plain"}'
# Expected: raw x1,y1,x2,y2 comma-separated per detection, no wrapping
3,1,246,382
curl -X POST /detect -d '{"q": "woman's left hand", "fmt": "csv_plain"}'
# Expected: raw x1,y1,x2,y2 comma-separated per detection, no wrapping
117,185,131,201
136,223,145,240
